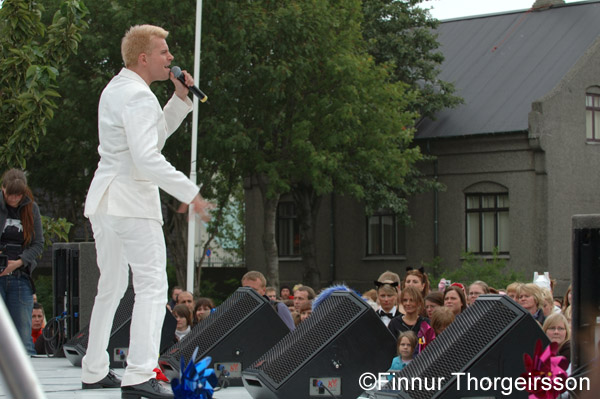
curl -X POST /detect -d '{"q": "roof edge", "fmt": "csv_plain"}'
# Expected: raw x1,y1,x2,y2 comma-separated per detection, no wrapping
435,0,599,23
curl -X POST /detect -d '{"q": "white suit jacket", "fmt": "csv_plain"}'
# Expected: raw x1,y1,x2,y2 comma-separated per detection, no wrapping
84,68,199,223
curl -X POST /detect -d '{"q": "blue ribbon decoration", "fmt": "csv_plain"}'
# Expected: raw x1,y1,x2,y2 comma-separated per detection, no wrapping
171,348,218,399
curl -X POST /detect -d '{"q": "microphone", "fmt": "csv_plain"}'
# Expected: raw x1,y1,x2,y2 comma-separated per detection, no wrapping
170,66,208,103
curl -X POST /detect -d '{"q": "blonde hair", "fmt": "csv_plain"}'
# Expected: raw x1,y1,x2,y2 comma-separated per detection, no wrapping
540,287,554,308
242,271,267,288
469,280,490,294
362,289,377,302
506,282,523,295
378,270,401,285
377,282,399,297
542,312,571,347
431,306,455,335
517,283,545,310
121,24,169,67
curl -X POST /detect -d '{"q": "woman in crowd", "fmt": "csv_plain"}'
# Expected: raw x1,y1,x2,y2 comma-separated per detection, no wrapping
542,312,571,365
375,281,402,327
424,291,444,319
0,169,44,355
541,288,559,317
467,280,490,306
444,285,467,316
194,297,214,323
506,282,522,302
517,283,546,325
403,267,430,298
388,286,430,337
376,271,403,307
172,304,193,342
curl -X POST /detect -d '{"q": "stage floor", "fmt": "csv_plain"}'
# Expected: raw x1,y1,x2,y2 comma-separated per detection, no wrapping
0,356,252,399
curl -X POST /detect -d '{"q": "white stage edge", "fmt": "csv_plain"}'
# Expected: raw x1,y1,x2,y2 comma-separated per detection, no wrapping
0,356,252,399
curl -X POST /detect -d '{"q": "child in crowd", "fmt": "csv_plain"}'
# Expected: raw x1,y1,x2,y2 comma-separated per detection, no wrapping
194,297,214,323
388,331,417,376
430,306,455,336
299,301,312,322
172,304,193,342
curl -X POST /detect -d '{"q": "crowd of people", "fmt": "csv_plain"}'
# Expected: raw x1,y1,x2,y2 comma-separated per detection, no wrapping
163,267,574,380
364,269,573,376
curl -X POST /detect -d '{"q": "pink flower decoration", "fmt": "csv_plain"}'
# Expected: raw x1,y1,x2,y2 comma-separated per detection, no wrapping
417,321,436,354
521,339,569,399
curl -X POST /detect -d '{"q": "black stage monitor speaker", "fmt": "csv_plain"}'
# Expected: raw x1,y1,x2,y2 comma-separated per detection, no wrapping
372,295,550,399
63,286,177,368
241,289,396,399
159,287,291,386
572,215,600,372
52,242,99,336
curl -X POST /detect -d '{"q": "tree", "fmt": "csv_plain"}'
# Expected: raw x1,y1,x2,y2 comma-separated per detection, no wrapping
194,0,431,289
286,0,463,288
362,0,462,117
0,0,88,169
0,0,87,242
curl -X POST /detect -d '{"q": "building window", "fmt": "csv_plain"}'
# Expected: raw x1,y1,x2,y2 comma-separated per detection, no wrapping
366,212,406,256
465,193,509,254
586,92,600,141
276,202,300,257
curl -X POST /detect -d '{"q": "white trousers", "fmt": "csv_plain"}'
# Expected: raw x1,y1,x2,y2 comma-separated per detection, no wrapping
81,211,168,387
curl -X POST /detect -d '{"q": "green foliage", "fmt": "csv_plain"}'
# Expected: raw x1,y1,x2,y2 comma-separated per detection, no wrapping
197,278,239,306
33,274,53,316
0,0,88,169
41,215,73,248
425,248,525,291
20,0,460,291
362,0,462,117
420,255,444,281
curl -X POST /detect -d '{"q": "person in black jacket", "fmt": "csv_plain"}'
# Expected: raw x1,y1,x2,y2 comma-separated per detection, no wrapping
0,169,44,355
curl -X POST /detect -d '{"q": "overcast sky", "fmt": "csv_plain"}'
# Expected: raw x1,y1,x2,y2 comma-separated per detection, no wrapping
425,0,580,20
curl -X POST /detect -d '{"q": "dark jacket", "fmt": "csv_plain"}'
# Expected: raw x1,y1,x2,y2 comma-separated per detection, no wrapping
0,194,44,274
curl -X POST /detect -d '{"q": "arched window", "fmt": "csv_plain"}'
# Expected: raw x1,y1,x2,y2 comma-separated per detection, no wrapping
464,182,509,254
585,86,600,141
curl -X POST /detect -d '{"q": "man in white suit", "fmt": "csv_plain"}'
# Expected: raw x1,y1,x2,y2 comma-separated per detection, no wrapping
80,25,211,399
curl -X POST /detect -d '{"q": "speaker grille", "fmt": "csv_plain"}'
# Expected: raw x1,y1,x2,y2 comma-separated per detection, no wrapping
249,291,364,385
166,288,265,363
394,297,519,399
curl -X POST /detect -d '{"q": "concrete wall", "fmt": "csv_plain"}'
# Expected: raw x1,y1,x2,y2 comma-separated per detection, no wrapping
529,36,600,293
414,134,546,282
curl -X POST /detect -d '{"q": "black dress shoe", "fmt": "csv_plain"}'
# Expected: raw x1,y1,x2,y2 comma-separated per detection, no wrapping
121,378,174,399
82,369,122,389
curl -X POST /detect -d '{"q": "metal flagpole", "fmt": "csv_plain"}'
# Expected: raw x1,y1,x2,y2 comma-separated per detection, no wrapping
186,0,204,293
